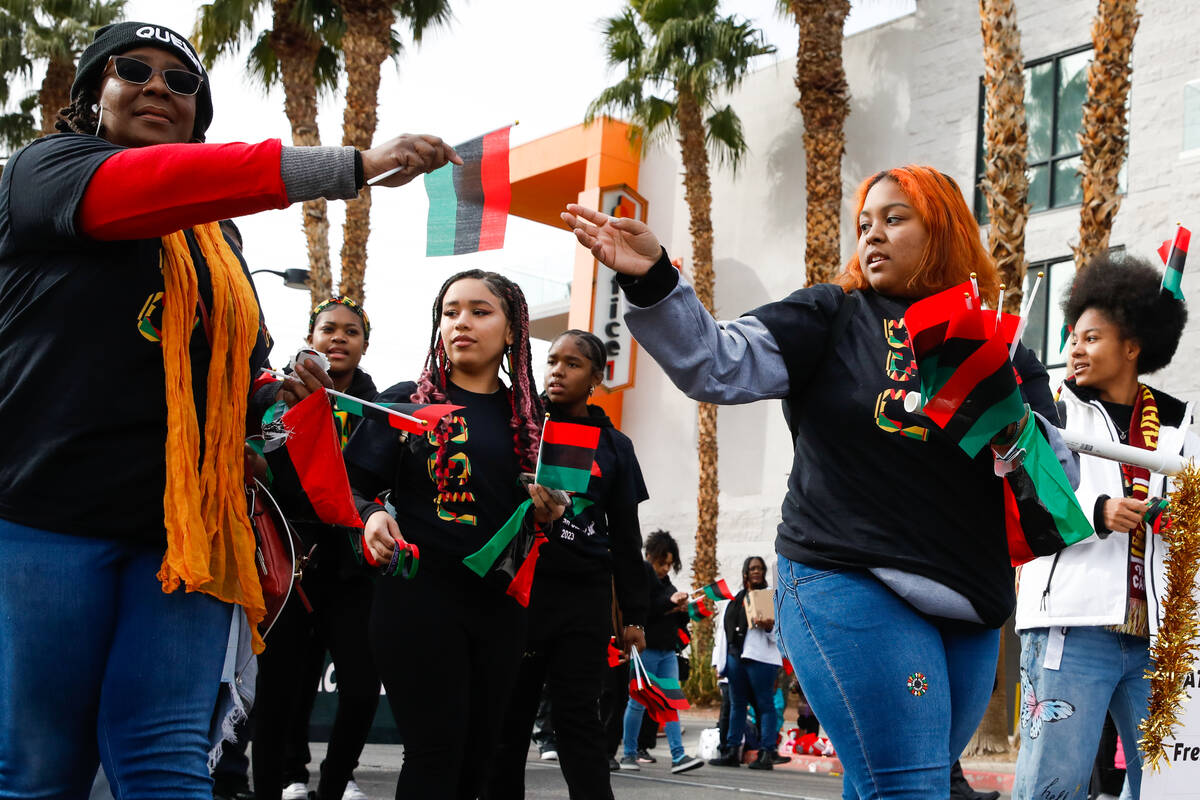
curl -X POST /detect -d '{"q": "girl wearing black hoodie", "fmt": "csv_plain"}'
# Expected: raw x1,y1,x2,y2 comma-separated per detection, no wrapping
488,330,650,800
253,297,380,800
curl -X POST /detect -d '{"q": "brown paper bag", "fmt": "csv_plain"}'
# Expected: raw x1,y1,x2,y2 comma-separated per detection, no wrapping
744,588,774,627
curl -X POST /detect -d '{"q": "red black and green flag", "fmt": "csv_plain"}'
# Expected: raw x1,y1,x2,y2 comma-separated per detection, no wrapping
904,281,1026,457
687,597,716,621
1157,224,1190,300
425,126,511,256
331,395,462,436
697,579,734,603
262,390,362,529
628,650,690,723
461,499,545,606
1000,417,1093,566
535,418,601,493
677,627,691,648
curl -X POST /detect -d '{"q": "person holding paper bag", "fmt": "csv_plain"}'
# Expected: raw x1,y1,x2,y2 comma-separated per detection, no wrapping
1014,254,1197,800
710,556,783,770
562,165,1080,799
0,19,457,798
343,270,565,799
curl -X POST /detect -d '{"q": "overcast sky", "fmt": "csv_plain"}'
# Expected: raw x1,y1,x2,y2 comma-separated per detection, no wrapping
104,0,914,389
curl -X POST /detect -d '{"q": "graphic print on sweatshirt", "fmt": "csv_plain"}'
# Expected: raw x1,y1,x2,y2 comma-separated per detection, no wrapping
875,317,928,442
427,414,478,525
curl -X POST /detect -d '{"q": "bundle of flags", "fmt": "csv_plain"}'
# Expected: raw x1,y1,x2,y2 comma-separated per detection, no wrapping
535,417,601,493
904,281,1026,458
628,647,690,723
903,282,1092,565
425,125,512,257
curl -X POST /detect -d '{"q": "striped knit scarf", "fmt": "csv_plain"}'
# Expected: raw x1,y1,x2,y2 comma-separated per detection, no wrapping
156,223,267,653
1110,383,1159,638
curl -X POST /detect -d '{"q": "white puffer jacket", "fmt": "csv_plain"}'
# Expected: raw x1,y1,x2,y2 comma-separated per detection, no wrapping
1015,382,1199,637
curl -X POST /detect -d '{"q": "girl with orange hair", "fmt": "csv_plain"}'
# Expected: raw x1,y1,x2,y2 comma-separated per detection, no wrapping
562,166,1070,798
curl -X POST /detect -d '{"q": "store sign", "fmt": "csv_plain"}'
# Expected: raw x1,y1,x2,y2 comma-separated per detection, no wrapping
592,186,646,391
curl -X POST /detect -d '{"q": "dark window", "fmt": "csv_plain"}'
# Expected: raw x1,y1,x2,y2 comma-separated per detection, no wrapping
975,45,1092,222
1019,256,1075,369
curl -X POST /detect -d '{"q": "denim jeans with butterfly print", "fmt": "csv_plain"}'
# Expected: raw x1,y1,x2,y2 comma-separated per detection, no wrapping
774,556,999,800
1013,626,1149,800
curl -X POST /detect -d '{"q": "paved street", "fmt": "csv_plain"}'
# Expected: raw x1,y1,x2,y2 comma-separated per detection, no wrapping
309,716,1014,799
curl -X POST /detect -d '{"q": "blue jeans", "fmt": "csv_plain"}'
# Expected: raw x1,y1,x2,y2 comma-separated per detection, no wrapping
724,653,778,750
1013,626,1149,800
775,556,999,800
623,649,685,761
0,519,233,799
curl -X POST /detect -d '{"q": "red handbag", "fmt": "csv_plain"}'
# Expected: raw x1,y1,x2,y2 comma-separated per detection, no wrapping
246,476,312,637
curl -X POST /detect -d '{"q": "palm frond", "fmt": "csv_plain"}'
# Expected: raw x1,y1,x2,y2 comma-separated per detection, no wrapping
705,103,748,174
193,0,263,67
244,29,279,90
392,0,453,45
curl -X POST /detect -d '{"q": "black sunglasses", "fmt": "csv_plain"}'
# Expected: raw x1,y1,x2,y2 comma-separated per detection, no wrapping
109,56,203,97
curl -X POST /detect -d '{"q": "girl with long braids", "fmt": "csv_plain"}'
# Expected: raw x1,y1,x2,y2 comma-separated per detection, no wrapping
488,330,651,799
342,270,566,799
0,21,456,797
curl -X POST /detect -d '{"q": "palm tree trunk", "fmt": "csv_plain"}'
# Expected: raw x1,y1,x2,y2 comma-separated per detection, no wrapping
272,0,333,308
978,0,1030,315
38,55,74,135
337,0,393,305
790,0,850,287
676,88,720,705
1073,0,1140,273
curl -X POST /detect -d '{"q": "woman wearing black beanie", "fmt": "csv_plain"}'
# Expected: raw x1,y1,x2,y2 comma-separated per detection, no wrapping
0,21,458,799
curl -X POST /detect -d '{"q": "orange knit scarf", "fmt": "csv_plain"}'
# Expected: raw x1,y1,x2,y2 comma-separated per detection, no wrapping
156,222,266,653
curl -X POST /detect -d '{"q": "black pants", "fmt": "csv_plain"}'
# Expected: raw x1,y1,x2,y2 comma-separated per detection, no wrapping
254,559,379,800
487,574,613,800
371,563,526,800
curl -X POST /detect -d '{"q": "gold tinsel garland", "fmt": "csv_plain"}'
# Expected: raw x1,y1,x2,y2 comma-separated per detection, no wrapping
1141,461,1200,771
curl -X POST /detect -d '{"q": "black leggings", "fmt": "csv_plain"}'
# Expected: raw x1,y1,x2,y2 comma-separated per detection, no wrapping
370,564,526,800
487,574,614,800
254,562,379,800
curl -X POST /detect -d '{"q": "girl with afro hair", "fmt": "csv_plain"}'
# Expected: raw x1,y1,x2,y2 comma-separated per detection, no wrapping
1014,253,1198,799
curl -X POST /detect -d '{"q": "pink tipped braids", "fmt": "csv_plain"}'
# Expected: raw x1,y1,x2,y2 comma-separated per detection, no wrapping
412,270,542,492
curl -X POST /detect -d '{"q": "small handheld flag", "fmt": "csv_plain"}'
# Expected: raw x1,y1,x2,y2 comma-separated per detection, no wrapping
687,597,716,621
424,125,513,257
535,416,601,493
1157,224,1190,301
694,579,734,603
262,391,362,529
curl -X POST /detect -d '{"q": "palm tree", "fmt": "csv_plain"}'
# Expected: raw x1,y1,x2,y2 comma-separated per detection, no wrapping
194,0,343,307
1073,0,1139,273
588,0,773,704
0,0,125,152
963,0,1031,757
977,0,1030,315
334,0,452,304
780,0,850,287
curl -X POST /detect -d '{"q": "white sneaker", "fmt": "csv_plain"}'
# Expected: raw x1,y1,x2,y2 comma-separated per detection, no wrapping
343,780,368,800
281,784,308,800
539,749,559,761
